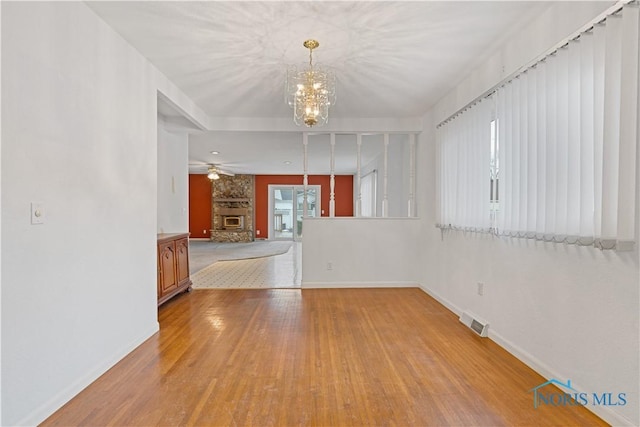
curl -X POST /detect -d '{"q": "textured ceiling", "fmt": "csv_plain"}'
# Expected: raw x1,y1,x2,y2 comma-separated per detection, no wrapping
88,1,556,173
89,1,554,120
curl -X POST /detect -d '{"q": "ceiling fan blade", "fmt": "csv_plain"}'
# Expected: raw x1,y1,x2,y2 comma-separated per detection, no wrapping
187,162,235,176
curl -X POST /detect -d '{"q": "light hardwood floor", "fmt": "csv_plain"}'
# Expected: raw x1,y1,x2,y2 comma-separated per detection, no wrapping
43,288,606,426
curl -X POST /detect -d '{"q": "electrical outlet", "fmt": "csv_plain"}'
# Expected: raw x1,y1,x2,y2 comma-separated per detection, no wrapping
256,230,261,235
477,282,484,296
327,261,333,270
203,229,207,234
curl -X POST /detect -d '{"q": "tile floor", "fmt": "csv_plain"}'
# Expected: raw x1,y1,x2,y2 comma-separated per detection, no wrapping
191,242,302,289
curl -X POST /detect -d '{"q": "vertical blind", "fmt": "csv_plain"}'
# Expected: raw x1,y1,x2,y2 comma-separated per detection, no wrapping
438,3,639,250
437,98,492,231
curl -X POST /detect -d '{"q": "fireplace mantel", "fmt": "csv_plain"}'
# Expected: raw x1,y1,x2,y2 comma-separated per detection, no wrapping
215,198,251,202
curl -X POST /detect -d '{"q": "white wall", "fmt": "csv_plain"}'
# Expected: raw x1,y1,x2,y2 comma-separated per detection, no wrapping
417,2,639,425
0,3,3,420
157,120,189,233
360,150,381,215
359,134,411,217
0,3,204,425
386,136,409,217
302,217,420,287
434,1,614,124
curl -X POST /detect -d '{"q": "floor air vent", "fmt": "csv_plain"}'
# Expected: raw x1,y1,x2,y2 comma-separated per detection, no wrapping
459,312,489,337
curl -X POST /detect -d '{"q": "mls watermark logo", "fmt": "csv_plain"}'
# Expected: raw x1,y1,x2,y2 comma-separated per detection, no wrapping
529,379,626,409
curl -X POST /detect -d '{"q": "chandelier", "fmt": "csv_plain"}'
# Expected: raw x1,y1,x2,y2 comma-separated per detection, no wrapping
285,39,336,127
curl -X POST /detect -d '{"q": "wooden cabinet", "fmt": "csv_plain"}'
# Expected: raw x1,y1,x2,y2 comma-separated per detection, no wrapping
157,233,192,306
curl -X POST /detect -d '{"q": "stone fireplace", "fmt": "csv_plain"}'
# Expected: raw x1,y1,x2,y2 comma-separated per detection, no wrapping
211,175,254,242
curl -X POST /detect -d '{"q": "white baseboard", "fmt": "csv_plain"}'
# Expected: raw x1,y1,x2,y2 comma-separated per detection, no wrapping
302,281,419,289
418,284,463,317
418,284,635,427
489,329,635,427
19,321,160,426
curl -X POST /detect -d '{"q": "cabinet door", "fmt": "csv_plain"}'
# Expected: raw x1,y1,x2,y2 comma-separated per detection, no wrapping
158,241,178,296
175,238,190,284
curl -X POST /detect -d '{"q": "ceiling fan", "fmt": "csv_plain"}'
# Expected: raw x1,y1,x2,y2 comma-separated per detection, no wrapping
188,163,235,180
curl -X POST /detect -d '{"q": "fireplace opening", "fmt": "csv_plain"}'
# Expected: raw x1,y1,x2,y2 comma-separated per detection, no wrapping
223,215,243,230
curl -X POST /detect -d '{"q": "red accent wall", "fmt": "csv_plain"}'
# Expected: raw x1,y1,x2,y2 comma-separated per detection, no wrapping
254,175,353,239
188,174,212,238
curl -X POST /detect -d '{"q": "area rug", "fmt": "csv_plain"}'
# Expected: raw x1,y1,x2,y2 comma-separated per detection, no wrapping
189,240,293,274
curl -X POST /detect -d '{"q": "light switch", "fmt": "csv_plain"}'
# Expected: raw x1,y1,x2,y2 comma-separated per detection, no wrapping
31,202,45,224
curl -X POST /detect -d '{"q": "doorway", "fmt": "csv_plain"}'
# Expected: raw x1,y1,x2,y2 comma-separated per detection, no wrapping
268,185,321,241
